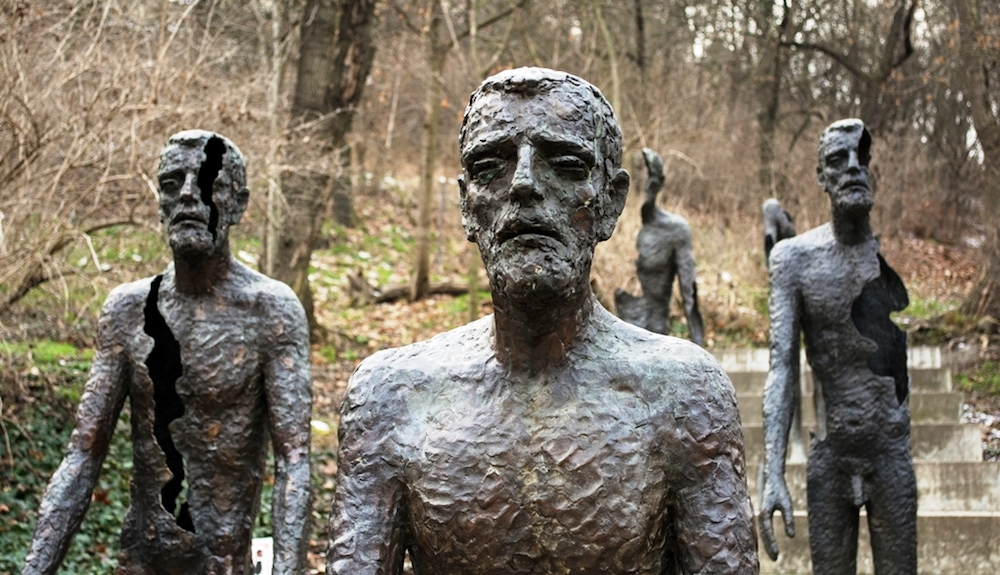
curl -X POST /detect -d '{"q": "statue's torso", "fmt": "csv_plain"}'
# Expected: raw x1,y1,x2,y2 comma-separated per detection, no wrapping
109,271,281,573
399,368,671,574
350,314,750,575
780,225,910,445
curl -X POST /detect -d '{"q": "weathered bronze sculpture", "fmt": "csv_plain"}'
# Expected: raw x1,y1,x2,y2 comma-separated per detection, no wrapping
762,198,796,266
759,119,915,574
614,148,704,345
327,68,758,574
761,198,806,463
23,130,313,575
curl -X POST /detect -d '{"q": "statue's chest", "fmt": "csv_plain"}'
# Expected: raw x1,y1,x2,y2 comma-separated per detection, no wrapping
798,247,880,324
130,307,264,408
402,398,668,570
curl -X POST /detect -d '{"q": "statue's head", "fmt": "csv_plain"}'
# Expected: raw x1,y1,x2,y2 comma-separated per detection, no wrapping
458,67,629,301
816,118,873,217
157,130,249,258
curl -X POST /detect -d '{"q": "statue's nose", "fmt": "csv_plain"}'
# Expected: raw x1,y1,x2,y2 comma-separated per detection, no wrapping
510,144,541,201
846,150,862,173
179,173,199,199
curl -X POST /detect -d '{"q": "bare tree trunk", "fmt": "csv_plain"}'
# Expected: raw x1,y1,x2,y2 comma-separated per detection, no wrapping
411,4,448,301
634,0,645,83
955,0,1000,320
408,0,526,303
592,1,619,114
271,0,377,333
250,0,291,277
757,0,792,198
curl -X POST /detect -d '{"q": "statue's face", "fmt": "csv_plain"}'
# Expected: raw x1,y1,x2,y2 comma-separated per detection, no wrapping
460,88,621,301
157,139,247,258
817,124,872,216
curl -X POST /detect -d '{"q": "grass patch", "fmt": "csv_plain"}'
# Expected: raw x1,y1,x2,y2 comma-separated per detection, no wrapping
955,360,1000,396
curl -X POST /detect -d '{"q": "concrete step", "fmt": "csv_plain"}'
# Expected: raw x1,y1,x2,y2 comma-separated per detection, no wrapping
756,511,1000,574
741,423,984,464
737,392,964,425
744,462,1000,513
727,367,952,395
714,345,943,373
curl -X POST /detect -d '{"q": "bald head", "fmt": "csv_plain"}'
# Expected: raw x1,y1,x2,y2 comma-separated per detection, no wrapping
818,118,871,172
460,68,623,182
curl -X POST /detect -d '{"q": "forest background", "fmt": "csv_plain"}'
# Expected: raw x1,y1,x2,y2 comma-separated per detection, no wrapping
1,0,999,572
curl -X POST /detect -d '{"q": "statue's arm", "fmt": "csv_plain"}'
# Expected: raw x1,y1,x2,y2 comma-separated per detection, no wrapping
327,360,407,575
264,296,313,575
675,229,704,345
759,246,801,560
22,294,130,575
673,368,759,574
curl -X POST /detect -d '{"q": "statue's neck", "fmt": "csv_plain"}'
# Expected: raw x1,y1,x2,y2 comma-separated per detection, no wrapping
492,288,595,376
831,207,872,246
172,243,232,295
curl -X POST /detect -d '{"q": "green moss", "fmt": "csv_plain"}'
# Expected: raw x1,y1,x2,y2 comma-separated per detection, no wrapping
955,360,1000,396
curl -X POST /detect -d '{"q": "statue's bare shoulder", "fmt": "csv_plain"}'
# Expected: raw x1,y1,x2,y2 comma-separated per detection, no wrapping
608,315,744,448
340,317,495,422
770,223,833,263
229,262,307,321
102,276,157,317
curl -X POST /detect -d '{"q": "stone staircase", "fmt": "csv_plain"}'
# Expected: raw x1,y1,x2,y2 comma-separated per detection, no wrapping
715,346,1000,574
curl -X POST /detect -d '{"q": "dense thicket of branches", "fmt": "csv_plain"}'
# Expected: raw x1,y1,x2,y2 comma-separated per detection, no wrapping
1,0,998,324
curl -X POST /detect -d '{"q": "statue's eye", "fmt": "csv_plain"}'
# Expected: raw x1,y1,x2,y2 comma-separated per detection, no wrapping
826,151,848,168
551,156,589,180
160,178,180,193
472,159,504,185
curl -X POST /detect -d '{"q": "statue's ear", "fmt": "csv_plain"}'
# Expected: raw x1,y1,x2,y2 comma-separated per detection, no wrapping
230,185,250,225
458,174,477,242
596,168,629,241
816,164,826,193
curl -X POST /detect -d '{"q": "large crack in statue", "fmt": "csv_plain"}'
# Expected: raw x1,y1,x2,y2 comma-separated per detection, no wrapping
326,68,759,575
614,148,704,345
759,119,915,574
23,130,313,575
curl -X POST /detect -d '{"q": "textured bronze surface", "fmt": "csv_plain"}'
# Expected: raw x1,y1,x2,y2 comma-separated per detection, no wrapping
328,68,758,575
614,148,704,345
23,131,312,575
759,119,916,574
762,198,795,266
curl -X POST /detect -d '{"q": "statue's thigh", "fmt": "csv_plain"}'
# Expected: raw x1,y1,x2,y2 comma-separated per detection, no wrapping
865,452,917,575
806,442,861,575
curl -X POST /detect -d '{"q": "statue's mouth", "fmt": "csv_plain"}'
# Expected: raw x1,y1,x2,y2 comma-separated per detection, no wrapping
497,222,561,246
840,178,870,191
171,212,208,226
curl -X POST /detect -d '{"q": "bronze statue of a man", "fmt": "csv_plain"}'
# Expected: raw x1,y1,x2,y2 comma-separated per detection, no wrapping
23,130,313,575
615,148,704,345
327,68,758,574
759,119,915,574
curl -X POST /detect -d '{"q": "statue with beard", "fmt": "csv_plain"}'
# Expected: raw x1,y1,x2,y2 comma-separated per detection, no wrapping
326,68,758,575
23,131,312,575
759,119,915,574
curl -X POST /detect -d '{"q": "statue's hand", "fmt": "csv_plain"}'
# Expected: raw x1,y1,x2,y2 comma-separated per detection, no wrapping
758,474,794,561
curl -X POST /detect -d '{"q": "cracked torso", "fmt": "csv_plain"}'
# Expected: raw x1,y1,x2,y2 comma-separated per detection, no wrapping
103,264,293,573
770,223,909,445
